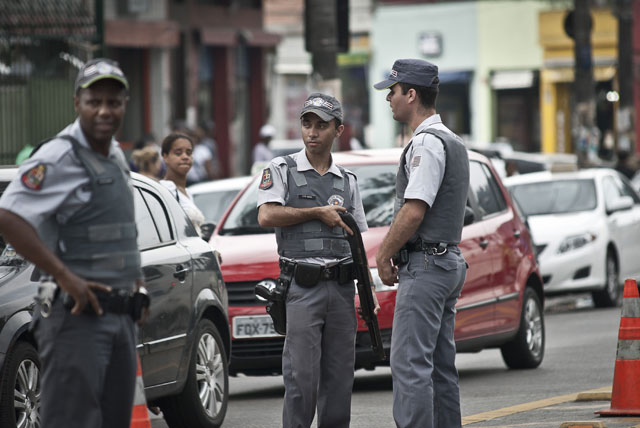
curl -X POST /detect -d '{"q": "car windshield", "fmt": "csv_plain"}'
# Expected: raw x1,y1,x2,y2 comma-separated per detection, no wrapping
193,189,242,224
509,179,597,216
219,163,397,236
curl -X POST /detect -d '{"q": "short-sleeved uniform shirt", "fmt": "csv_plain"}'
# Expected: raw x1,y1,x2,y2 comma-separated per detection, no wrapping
400,114,451,208
257,148,368,265
0,118,132,253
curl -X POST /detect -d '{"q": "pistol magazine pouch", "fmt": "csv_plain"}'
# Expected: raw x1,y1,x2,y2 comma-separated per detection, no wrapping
294,262,323,288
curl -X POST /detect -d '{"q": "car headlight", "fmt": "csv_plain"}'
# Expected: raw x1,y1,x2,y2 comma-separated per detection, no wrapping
557,233,597,254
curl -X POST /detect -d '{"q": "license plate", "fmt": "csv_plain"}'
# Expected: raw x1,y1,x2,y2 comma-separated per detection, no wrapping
233,315,282,339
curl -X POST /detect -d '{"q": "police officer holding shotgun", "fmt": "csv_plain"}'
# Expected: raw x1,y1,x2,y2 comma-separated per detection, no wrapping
257,93,379,428
374,59,470,428
0,58,148,428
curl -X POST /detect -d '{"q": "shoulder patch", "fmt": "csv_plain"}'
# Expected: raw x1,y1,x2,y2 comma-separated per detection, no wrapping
21,164,46,191
411,155,422,168
259,168,273,190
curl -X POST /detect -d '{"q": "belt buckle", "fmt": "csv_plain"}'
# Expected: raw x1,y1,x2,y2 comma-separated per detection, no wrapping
434,245,448,256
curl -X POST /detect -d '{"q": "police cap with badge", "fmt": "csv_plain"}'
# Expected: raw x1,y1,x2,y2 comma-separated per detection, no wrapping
300,92,343,123
373,58,440,90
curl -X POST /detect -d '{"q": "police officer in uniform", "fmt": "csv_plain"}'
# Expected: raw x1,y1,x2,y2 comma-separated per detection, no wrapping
257,93,378,428
374,59,470,428
0,58,145,427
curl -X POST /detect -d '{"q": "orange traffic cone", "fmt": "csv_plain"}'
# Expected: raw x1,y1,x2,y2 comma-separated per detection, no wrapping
130,355,152,428
596,278,640,416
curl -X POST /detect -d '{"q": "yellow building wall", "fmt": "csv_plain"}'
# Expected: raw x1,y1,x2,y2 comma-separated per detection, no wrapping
538,8,618,153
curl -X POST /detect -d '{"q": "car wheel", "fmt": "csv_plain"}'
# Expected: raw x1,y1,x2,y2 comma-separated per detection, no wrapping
160,319,228,428
592,252,621,308
0,341,41,428
500,287,545,369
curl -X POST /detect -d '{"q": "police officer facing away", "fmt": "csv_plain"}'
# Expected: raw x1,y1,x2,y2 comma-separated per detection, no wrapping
0,58,146,428
374,59,470,428
257,93,379,428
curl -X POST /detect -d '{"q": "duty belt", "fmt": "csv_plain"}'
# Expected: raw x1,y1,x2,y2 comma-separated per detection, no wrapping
406,240,454,256
279,258,355,286
62,288,138,315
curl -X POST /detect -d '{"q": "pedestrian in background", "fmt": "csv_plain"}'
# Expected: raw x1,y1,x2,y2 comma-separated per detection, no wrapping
131,146,162,180
253,123,276,163
374,59,470,428
160,133,206,235
187,120,218,184
257,93,378,428
0,58,146,427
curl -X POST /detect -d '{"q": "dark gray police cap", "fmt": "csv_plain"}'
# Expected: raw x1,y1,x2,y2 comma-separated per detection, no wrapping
373,59,439,90
75,58,129,92
300,92,343,122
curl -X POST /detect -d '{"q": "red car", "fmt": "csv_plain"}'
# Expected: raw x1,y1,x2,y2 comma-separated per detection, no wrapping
209,148,544,376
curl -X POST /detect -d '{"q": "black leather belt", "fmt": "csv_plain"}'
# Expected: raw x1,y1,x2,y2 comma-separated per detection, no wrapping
279,259,354,286
63,289,136,315
406,240,455,255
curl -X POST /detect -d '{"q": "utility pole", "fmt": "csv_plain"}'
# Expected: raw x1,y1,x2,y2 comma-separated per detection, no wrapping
571,0,596,167
95,0,104,58
615,0,635,155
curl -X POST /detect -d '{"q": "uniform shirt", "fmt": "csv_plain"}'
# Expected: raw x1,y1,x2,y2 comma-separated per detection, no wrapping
401,114,450,208
257,148,368,265
0,119,131,252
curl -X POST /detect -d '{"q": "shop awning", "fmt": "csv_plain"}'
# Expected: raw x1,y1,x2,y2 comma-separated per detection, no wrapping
201,28,237,46
241,29,281,47
439,71,472,85
490,70,536,90
105,20,179,48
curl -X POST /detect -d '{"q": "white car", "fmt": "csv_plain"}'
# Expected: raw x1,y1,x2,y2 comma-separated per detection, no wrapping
504,169,640,307
189,176,254,225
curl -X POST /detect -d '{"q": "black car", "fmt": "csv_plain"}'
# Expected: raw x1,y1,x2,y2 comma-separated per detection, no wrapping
0,169,230,428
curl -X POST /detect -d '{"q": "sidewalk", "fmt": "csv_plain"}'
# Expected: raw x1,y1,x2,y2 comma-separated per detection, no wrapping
462,387,640,428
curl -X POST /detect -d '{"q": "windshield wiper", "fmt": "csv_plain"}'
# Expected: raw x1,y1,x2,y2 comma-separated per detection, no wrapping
219,226,273,236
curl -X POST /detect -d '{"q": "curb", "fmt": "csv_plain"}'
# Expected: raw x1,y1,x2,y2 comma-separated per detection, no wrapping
559,423,607,428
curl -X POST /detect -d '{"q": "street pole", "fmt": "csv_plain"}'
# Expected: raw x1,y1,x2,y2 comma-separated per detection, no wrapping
615,0,635,155
572,0,596,167
95,0,104,58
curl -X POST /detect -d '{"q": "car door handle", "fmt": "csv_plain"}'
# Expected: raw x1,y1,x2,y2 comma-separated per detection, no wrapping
173,266,189,278
513,230,521,238
479,239,489,249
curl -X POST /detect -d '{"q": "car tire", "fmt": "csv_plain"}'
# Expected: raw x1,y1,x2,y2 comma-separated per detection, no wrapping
160,319,229,428
592,252,621,308
500,287,545,369
0,341,41,428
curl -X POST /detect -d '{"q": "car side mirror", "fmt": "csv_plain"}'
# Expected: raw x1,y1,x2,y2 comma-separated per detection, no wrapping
464,206,475,226
200,222,216,242
606,196,634,215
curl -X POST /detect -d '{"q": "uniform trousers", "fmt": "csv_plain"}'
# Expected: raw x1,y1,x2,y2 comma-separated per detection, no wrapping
282,277,357,428
391,248,467,428
33,298,137,428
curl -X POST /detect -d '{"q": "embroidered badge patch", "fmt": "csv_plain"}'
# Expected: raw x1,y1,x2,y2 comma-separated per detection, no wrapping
411,155,422,168
327,194,345,207
259,168,273,190
21,164,46,191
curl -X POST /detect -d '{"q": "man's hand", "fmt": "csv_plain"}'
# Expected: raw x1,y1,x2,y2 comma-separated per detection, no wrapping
376,256,398,287
316,205,353,235
57,269,111,316
371,286,381,315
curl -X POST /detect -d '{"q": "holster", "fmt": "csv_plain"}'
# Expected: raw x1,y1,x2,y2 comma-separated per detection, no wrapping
392,247,409,266
256,264,293,336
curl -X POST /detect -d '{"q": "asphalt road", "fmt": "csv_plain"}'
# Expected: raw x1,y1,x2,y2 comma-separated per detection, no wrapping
151,294,627,428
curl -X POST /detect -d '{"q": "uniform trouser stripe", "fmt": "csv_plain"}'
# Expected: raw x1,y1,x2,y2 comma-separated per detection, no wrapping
616,339,640,360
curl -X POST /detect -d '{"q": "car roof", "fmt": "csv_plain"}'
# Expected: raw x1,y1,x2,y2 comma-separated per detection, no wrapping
188,176,254,194
502,168,615,186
